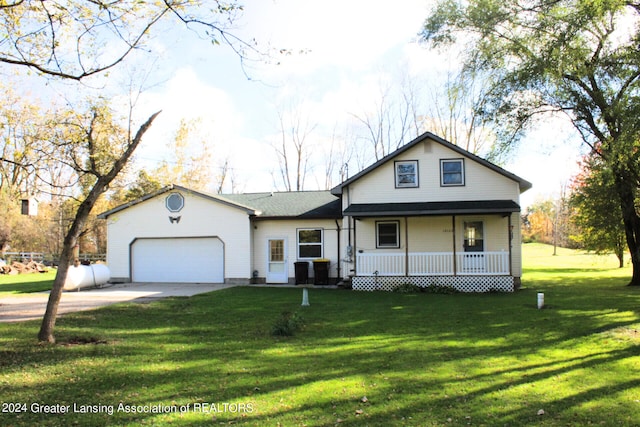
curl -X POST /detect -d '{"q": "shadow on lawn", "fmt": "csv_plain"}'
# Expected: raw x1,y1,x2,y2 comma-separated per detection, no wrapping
2,284,640,426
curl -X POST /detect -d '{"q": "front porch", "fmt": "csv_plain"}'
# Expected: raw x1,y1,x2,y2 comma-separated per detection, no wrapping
352,251,514,292
342,200,524,293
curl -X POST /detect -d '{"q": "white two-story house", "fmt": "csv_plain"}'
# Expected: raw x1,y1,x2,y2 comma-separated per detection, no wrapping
98,132,531,292
331,132,531,292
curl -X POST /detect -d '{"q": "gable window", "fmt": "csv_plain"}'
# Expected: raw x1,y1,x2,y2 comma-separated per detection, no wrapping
298,228,323,258
440,159,465,186
166,192,185,212
395,160,419,188
376,221,400,248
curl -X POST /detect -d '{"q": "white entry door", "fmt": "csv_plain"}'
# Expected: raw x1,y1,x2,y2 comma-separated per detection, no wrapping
266,238,288,283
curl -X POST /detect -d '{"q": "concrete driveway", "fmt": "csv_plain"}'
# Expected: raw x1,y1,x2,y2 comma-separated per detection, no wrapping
0,282,238,323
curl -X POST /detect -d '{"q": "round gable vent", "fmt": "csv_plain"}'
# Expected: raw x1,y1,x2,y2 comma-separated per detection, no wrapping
166,192,184,212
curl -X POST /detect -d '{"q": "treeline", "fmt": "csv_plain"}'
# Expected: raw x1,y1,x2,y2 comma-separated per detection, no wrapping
523,155,627,268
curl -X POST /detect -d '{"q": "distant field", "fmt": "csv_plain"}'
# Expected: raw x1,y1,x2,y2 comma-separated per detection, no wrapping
523,242,629,270
522,242,632,288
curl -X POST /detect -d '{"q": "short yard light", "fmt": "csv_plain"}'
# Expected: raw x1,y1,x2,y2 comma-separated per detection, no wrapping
537,292,545,309
301,287,310,306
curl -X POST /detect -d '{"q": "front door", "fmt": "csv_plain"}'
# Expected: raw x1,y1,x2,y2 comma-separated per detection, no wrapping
463,221,485,273
266,238,288,283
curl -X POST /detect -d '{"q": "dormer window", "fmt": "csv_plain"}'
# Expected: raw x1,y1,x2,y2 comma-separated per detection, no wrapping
440,159,465,186
394,160,419,188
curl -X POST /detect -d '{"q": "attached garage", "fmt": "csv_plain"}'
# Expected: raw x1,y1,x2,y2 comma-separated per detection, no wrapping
131,237,224,283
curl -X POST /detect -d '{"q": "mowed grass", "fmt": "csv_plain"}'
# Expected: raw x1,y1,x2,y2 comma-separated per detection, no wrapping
0,270,55,295
1,244,639,426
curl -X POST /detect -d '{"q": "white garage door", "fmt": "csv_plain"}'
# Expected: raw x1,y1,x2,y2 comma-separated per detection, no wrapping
131,237,224,283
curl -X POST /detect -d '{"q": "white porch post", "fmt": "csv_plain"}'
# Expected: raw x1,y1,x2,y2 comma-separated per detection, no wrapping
404,216,409,277
452,215,457,276
508,213,513,276
353,217,358,275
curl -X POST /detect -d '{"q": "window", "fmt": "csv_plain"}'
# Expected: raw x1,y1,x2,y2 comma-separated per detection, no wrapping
270,239,285,262
298,229,323,258
440,159,465,186
376,221,400,248
166,192,185,212
395,160,419,188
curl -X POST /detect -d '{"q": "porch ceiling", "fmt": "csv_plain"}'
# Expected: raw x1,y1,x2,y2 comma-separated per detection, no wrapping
343,200,521,217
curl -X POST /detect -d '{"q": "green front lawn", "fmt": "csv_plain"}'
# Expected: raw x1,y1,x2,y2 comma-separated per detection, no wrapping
1,244,639,426
0,270,55,295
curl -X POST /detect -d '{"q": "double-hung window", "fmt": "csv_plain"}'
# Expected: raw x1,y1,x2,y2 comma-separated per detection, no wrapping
395,160,419,188
440,159,465,186
298,229,323,258
376,221,400,248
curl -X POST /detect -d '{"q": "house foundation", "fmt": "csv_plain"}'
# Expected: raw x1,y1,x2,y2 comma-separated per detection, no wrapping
352,275,515,292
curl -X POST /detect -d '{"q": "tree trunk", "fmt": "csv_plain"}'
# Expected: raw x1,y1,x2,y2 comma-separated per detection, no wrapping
616,175,640,285
38,191,102,343
37,241,76,342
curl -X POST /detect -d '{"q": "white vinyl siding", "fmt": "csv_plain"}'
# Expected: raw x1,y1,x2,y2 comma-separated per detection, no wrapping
346,139,521,206
104,191,251,282
252,219,338,280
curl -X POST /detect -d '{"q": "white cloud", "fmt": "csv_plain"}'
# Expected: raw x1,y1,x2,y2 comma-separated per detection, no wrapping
134,67,243,160
240,0,429,77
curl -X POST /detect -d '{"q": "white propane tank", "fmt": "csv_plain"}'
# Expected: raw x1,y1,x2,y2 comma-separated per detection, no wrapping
63,264,111,291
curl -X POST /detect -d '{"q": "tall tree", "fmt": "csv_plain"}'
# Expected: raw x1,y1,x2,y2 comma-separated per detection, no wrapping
0,85,51,198
122,169,164,202
154,118,214,191
422,0,640,285
570,154,627,266
38,103,160,343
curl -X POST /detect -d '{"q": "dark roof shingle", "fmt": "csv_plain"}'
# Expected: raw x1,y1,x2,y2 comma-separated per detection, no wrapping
219,191,342,219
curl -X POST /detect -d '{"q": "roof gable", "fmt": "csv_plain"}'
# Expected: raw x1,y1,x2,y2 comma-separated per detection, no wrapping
98,186,342,220
331,132,532,195
97,184,257,219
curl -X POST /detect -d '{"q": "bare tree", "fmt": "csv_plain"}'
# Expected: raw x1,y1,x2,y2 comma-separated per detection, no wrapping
272,106,317,191
423,70,497,157
349,74,424,164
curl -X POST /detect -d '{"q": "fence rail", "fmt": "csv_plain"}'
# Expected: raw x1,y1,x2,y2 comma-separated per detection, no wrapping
356,251,510,276
2,252,106,264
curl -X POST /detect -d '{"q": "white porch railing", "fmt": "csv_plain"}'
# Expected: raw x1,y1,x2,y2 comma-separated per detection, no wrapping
356,251,510,276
